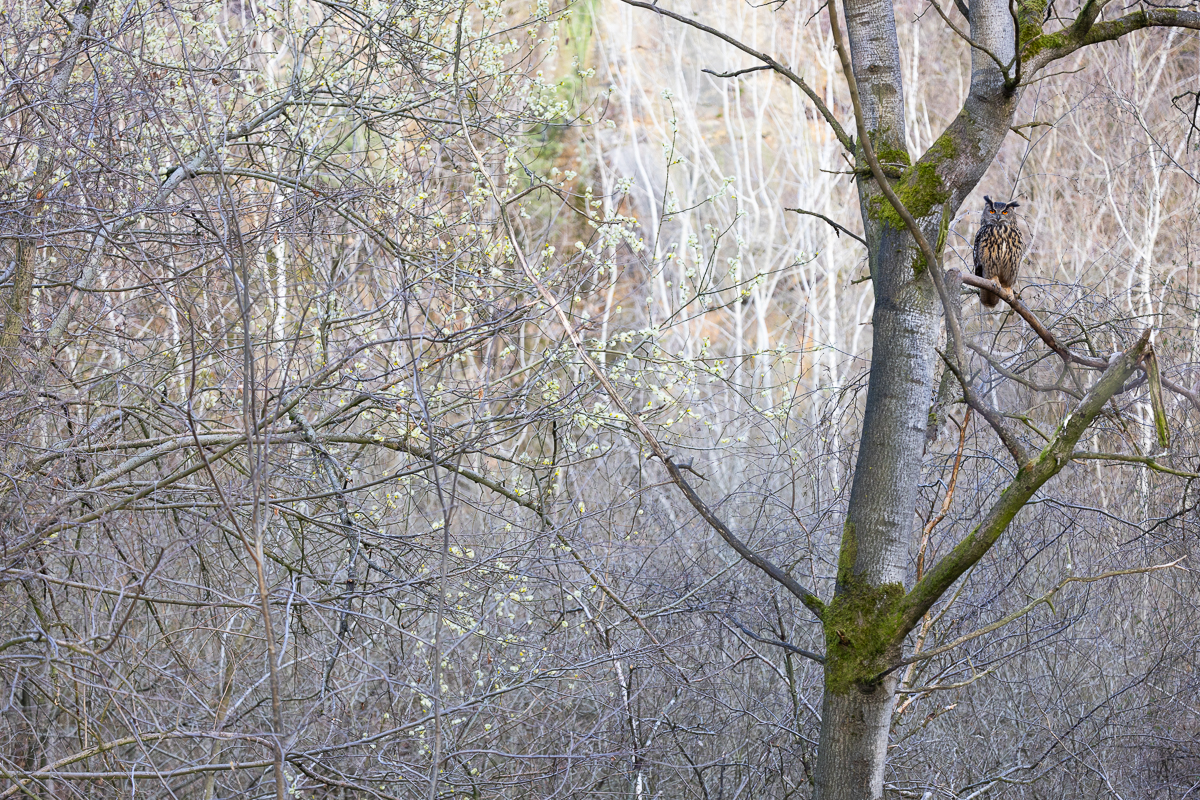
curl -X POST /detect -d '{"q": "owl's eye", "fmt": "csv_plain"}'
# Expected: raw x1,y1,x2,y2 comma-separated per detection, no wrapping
1001,209,1008,214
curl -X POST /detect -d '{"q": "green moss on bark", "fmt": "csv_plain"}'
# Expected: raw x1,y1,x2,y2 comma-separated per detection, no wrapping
871,138,911,171
1023,30,1069,59
826,520,906,694
836,520,857,584
911,252,928,277
1018,0,1048,45
869,133,956,230
823,578,905,695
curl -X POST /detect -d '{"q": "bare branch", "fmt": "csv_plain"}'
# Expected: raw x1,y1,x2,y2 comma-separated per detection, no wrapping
701,65,772,79
729,616,825,664
889,558,1185,673
786,207,867,245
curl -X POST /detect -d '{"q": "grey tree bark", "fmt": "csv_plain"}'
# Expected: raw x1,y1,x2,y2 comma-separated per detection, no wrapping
813,1,1020,797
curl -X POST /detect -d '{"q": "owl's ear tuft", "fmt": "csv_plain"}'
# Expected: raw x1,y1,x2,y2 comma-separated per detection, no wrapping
1007,201,1020,209
983,195,993,208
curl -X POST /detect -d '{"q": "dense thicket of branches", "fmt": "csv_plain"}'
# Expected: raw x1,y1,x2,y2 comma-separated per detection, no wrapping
0,0,1197,797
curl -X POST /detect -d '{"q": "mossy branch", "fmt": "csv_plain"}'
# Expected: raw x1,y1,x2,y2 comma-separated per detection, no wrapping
1070,452,1198,479
1144,343,1170,449
1025,8,1200,74
893,328,1153,640
1069,0,1108,39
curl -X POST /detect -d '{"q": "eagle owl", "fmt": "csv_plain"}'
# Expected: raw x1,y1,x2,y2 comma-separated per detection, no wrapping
973,196,1026,307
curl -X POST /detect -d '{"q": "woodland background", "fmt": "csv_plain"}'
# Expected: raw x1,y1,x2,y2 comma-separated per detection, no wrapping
0,0,1198,797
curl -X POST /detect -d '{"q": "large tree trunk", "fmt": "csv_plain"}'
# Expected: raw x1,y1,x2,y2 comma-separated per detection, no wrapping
813,0,1023,796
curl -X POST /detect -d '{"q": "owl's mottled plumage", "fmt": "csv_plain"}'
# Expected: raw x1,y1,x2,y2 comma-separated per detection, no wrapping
973,195,1026,308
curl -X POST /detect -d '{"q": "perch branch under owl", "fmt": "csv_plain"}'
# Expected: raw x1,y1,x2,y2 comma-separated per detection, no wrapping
955,270,1200,414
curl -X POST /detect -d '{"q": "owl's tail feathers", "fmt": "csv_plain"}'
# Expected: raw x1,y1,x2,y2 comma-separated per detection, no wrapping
979,288,1000,308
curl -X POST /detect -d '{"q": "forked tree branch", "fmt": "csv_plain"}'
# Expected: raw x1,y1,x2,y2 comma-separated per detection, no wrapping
1070,0,1110,39
1025,7,1200,75
938,348,1029,465
959,272,1200,410
895,328,1154,639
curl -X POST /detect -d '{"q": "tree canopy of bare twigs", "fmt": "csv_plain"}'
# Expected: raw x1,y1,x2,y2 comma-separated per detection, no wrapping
1,0,1198,798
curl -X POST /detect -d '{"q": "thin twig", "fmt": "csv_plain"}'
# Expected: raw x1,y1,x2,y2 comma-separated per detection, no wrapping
617,0,854,153
939,349,1028,465
917,408,972,580
886,559,1185,674
702,65,772,79
897,665,1000,694
786,207,867,245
